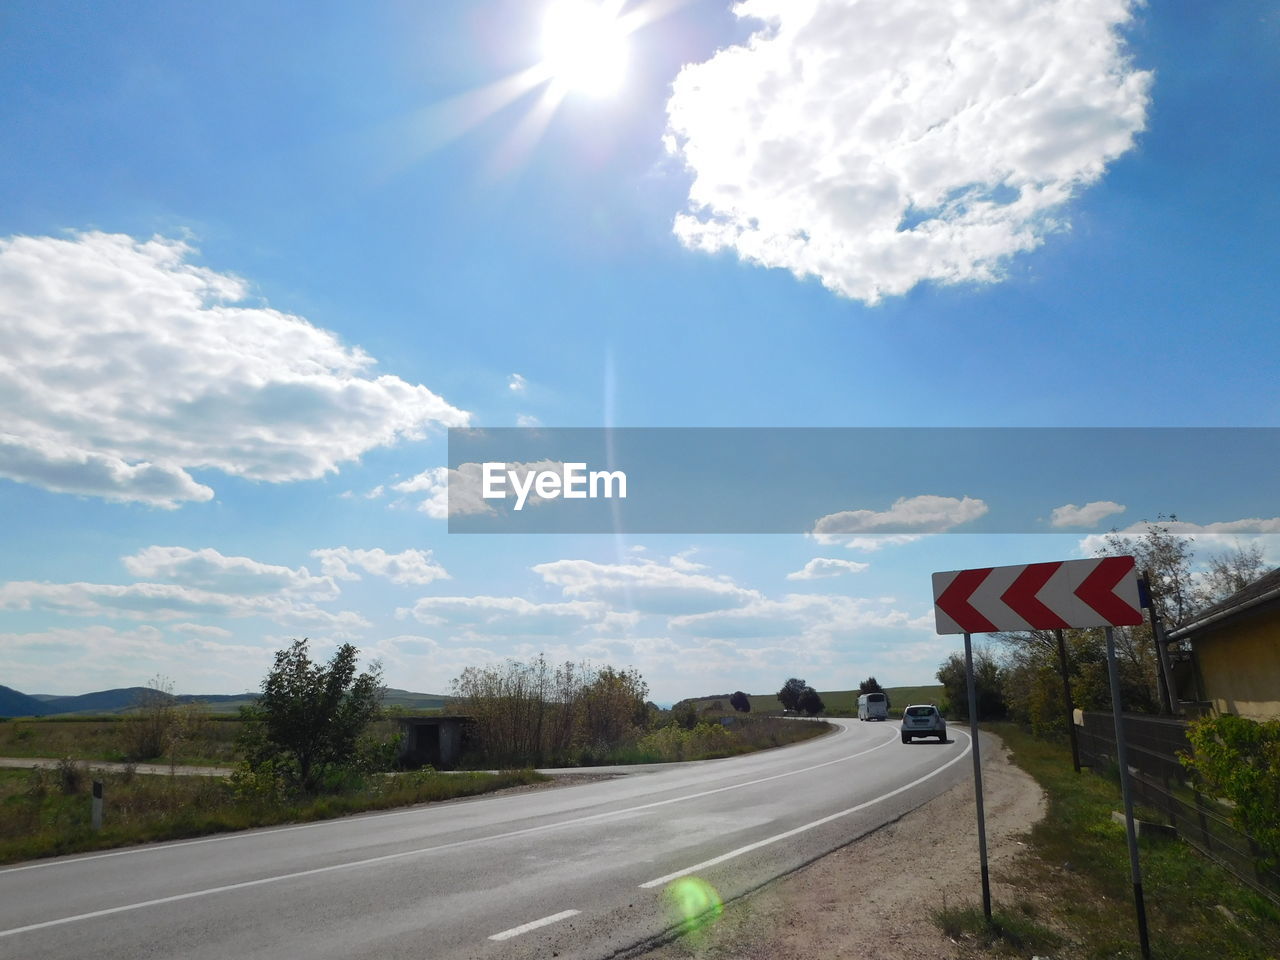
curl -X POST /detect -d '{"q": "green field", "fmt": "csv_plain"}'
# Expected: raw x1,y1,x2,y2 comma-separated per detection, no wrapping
685,684,944,718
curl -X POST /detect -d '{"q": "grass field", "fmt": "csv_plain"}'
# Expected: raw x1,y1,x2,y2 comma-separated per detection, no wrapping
686,684,945,718
985,723,1280,958
0,763,545,865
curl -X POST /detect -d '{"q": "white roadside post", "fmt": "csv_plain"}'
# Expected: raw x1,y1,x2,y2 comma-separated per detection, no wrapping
91,780,103,831
933,555,1147,951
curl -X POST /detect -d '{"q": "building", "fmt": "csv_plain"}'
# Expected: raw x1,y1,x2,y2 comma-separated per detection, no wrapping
1168,568,1280,721
394,715,472,769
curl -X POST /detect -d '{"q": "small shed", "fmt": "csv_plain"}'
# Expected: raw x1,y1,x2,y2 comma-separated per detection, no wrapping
395,715,472,769
1168,568,1280,721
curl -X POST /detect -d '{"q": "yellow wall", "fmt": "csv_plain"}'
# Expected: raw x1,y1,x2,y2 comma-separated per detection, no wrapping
1196,611,1280,721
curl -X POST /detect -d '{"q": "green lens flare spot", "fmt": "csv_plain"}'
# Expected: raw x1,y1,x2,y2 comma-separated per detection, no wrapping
667,876,723,931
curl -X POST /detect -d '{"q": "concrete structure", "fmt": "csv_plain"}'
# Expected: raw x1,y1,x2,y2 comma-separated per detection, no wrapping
1168,568,1280,721
394,715,471,769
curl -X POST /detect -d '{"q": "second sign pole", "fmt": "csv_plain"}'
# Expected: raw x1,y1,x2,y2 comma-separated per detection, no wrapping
963,630,992,921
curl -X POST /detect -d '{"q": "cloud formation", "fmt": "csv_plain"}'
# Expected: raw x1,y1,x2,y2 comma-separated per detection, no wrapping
1051,500,1126,528
813,495,988,536
786,558,871,581
665,0,1151,301
123,546,337,599
0,232,468,506
311,547,449,585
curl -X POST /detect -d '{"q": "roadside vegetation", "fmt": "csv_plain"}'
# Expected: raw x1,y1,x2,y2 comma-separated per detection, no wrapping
985,723,1280,959
0,762,544,866
451,655,831,768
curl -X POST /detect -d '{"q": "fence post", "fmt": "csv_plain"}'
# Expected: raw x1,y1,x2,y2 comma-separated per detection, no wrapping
91,780,103,831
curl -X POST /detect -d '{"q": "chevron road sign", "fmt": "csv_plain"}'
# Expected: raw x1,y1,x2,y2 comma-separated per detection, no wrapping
932,556,1144,635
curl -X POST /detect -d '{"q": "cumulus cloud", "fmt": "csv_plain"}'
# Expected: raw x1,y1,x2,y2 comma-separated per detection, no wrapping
669,593,931,640
516,414,542,428
665,0,1152,301
122,546,337,599
311,547,449,585
1051,500,1126,528
0,232,469,506
508,373,528,393
786,558,870,580
812,495,988,536
532,557,759,615
400,595,609,634
0,579,367,633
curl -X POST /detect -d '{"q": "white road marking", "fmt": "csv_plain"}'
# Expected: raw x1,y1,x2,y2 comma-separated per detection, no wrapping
0,725,895,938
639,730,973,889
488,909,579,941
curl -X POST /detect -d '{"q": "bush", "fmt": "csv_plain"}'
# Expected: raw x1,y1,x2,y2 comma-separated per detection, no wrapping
1181,714,1280,867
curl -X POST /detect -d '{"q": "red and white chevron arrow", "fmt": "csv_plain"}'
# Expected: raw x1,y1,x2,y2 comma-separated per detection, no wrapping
932,556,1144,634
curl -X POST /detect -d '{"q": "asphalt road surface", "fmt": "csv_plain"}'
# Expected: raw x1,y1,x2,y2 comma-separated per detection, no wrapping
0,719,976,960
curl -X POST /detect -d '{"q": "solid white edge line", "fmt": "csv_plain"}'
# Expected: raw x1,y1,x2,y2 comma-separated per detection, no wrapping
0,718,856,876
0,722,893,938
639,730,973,889
488,909,580,941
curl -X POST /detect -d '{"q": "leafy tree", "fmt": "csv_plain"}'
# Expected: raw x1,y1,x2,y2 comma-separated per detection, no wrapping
1198,542,1272,607
729,690,751,713
798,686,825,716
239,639,384,794
936,648,1006,721
1182,715,1280,867
777,677,808,712
669,700,699,730
858,676,889,709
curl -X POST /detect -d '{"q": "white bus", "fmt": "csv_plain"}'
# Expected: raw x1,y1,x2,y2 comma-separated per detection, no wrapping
858,692,889,721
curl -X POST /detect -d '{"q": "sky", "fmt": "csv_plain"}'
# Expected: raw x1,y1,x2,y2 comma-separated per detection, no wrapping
1,0,1278,702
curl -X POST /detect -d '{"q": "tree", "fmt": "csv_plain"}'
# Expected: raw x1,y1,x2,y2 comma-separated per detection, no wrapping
239,639,384,794
936,648,1006,721
859,676,889,709
777,677,808,712
729,690,751,713
798,686,825,716
1198,542,1271,607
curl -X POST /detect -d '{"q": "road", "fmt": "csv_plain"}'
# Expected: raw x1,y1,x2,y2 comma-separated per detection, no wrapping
0,719,976,960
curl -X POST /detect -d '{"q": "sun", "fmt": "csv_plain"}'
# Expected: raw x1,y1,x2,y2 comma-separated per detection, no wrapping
541,0,631,97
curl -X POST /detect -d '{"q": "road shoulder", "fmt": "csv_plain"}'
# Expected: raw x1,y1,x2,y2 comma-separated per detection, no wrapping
638,731,1046,960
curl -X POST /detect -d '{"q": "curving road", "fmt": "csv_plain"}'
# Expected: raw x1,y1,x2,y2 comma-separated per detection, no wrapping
0,719,976,960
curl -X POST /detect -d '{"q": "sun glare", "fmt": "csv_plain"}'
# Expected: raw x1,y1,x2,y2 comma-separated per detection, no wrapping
541,0,630,97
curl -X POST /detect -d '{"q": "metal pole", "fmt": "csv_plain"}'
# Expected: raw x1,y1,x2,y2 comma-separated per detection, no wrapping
963,631,992,921
92,780,103,832
1105,626,1152,960
1055,629,1081,773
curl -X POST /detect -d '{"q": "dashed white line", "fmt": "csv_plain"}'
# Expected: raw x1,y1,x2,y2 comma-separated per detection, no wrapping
488,909,580,941
639,730,973,889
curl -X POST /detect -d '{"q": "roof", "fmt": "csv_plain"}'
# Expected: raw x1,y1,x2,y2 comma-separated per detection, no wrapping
1168,567,1280,641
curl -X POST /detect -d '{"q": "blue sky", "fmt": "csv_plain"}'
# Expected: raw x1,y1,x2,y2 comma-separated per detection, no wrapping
1,0,1277,701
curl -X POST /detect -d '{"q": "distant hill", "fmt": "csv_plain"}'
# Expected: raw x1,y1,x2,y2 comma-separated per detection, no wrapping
0,685,55,718
0,685,450,718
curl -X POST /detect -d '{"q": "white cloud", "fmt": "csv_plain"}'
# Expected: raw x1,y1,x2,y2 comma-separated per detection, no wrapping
509,373,528,393
391,461,567,519
532,557,759,615
832,534,926,552
813,495,988,536
786,558,870,580
0,580,367,633
669,593,931,640
400,595,608,634
122,546,337,599
310,547,449,585
1051,500,1126,528
0,232,469,506
665,0,1151,302
516,414,542,428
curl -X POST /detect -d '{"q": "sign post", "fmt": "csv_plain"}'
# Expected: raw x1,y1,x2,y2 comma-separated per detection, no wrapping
963,630,992,920
933,556,1145,945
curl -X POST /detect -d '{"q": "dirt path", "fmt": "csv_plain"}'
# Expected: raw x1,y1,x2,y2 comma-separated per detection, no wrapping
639,732,1047,960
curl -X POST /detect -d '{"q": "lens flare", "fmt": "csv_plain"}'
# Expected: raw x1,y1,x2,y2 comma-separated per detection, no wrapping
541,0,629,96
667,876,724,932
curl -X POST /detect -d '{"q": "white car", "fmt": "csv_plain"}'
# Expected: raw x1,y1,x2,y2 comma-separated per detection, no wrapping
900,704,947,743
